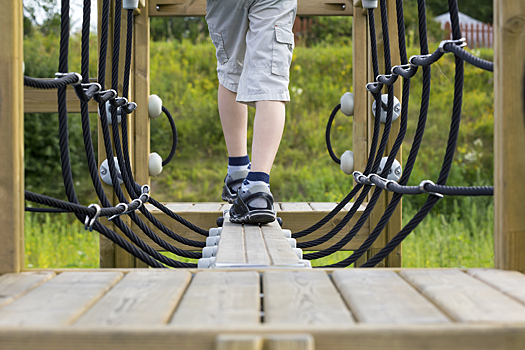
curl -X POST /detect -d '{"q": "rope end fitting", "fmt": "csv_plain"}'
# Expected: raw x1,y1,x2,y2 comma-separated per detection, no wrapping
362,0,378,9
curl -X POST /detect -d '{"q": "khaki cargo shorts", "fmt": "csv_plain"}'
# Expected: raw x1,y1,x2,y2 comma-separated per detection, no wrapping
205,0,297,105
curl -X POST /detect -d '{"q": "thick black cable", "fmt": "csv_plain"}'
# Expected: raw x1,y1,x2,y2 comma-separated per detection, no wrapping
301,1,397,255
97,0,201,262
362,0,465,267
325,104,342,164
103,4,205,250
24,74,80,89
57,0,165,268
161,106,178,166
292,9,385,240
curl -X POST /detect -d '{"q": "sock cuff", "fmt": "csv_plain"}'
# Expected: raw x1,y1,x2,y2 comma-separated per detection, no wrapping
228,155,250,166
246,171,270,184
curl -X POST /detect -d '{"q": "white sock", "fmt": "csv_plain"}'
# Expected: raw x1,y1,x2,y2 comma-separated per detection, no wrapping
241,180,270,208
228,163,251,175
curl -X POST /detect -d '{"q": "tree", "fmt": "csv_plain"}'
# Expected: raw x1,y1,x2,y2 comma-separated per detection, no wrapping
426,0,493,24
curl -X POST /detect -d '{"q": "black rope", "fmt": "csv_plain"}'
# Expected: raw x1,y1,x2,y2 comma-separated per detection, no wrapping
161,106,178,166
24,74,80,89
361,0,465,267
325,104,342,164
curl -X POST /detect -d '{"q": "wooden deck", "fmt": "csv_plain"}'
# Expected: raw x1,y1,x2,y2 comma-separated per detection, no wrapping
132,202,369,252
0,268,525,349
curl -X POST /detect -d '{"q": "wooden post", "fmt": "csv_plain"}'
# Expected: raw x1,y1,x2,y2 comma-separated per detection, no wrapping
352,1,370,267
0,0,24,274
494,0,525,271
367,0,402,268
132,0,150,268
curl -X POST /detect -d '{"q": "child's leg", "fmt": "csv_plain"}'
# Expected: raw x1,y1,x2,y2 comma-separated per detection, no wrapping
218,84,248,158
251,100,286,175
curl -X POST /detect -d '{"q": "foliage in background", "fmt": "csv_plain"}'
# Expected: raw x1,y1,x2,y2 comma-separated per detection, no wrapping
426,0,493,24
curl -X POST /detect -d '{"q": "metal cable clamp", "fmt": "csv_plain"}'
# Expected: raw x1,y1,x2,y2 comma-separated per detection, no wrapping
55,72,82,85
439,38,467,53
84,204,102,231
108,203,128,222
419,180,444,198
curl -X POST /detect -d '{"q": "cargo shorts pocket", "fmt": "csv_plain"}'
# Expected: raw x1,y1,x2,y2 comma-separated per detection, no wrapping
271,24,295,77
210,31,229,65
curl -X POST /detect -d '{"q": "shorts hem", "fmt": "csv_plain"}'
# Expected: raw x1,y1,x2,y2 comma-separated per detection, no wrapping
236,92,290,106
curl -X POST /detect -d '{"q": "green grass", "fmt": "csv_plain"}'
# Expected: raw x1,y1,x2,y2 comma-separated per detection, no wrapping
24,198,494,269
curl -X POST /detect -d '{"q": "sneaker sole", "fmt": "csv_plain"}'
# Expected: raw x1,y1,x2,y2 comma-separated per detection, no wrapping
221,193,236,204
229,210,276,225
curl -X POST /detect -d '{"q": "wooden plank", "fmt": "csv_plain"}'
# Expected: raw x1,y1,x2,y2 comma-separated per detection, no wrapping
216,335,263,350
215,220,246,265
0,0,24,275
494,0,525,271
75,270,191,326
170,271,260,326
149,0,353,17
2,325,525,350
0,272,55,309
309,203,337,211
399,270,525,323
332,270,449,324
280,203,313,212
263,271,354,325
468,269,525,306
24,86,99,114
244,225,271,266
134,202,369,251
0,272,123,326
187,203,223,212
266,334,315,350
261,221,301,266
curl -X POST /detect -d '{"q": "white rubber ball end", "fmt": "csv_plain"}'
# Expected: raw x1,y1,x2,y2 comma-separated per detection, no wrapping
340,150,354,175
340,92,354,116
148,94,163,119
148,152,163,177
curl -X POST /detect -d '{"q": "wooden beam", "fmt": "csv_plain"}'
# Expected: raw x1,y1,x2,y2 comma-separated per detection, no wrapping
132,0,151,268
149,0,353,17
352,0,369,267
24,85,98,114
494,0,525,271
0,0,24,275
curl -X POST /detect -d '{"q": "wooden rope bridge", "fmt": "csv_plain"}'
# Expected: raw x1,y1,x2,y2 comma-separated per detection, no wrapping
1,0,525,349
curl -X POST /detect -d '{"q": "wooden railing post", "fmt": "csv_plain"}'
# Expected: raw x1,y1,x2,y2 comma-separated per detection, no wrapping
494,1,525,271
0,0,24,274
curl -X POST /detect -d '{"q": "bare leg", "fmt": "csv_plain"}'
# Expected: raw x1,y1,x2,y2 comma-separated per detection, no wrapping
251,100,286,175
218,84,248,157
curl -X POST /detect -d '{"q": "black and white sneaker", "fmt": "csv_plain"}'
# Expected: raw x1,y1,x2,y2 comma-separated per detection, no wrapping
229,183,276,224
221,169,249,203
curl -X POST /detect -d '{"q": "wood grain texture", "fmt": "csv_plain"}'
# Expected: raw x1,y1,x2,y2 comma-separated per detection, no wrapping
0,272,55,309
0,272,123,326
261,221,301,266
244,225,271,266
332,270,449,324
216,334,263,350
468,269,525,306
149,0,353,17
266,334,315,350
1,325,525,350
74,270,191,326
263,271,354,325
215,220,246,265
0,0,24,275
24,86,98,113
399,270,525,323
280,203,312,212
494,0,525,271
170,271,260,326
